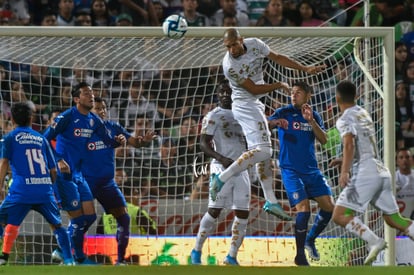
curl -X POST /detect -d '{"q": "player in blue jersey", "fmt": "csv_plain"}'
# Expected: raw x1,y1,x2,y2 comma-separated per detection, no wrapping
268,81,334,266
52,97,155,265
85,97,155,265
0,102,75,265
44,82,121,265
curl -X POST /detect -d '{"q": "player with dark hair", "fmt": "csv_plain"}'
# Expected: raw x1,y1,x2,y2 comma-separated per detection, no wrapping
52,97,156,265
190,80,250,265
210,28,325,220
44,82,121,265
85,97,155,264
333,80,414,265
0,102,74,265
268,81,334,266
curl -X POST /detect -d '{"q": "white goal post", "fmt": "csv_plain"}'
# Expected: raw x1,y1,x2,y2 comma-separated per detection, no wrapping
0,26,395,266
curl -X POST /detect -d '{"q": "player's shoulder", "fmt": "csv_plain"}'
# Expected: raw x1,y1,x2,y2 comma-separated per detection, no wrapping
208,107,232,119
57,108,73,119
274,104,293,115
104,119,121,129
244,37,262,44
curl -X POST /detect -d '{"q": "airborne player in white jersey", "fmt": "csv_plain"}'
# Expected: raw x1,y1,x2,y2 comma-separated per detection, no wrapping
209,28,325,220
332,80,414,265
190,80,250,266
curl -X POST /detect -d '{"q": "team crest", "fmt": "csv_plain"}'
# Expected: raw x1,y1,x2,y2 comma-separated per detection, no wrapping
293,192,299,200
293,121,300,130
74,128,81,136
87,142,96,150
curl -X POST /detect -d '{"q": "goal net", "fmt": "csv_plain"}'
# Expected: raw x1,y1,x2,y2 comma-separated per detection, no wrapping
0,27,394,266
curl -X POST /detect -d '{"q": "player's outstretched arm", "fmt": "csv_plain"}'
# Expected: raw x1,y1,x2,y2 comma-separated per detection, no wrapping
128,130,157,148
241,78,290,95
268,51,325,74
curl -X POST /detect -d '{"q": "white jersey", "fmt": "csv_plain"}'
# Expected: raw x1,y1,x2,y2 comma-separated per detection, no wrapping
396,169,414,218
335,105,398,214
200,106,246,163
336,105,386,170
222,38,270,102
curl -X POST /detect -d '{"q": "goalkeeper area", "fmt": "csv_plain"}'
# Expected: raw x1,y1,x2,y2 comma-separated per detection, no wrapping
0,26,395,266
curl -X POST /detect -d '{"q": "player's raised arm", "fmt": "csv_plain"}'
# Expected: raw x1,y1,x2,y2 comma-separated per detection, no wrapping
240,79,290,95
267,51,326,74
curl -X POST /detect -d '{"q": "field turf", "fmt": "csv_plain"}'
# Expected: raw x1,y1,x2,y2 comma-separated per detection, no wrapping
1,265,414,275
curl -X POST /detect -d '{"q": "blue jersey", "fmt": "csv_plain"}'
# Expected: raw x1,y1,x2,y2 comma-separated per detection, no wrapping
269,104,324,174
0,126,56,203
43,107,118,176
83,120,131,181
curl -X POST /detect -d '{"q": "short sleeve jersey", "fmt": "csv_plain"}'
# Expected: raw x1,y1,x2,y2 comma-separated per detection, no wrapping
43,106,117,175
222,38,270,102
336,105,383,166
395,169,414,218
0,126,56,203
269,104,324,173
82,120,131,180
201,106,246,162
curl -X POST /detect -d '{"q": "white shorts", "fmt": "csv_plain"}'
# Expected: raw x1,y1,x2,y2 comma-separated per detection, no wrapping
232,99,271,149
336,160,399,215
208,162,250,211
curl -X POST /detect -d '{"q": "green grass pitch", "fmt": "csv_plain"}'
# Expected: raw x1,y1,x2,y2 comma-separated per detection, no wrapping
1,266,414,275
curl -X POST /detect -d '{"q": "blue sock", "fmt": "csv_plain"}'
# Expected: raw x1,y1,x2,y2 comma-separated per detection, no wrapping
68,216,86,260
307,209,332,242
295,212,310,256
54,227,73,262
116,214,130,263
83,214,97,232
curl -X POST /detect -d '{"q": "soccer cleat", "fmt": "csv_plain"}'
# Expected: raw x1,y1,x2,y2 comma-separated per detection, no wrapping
62,259,76,266
190,249,202,265
115,260,128,266
209,173,224,202
294,254,310,266
304,239,320,261
0,258,7,266
364,238,387,266
262,201,292,221
223,255,239,266
76,258,100,265
51,248,64,263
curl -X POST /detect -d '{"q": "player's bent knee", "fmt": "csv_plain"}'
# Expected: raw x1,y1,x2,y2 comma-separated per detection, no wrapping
254,146,272,160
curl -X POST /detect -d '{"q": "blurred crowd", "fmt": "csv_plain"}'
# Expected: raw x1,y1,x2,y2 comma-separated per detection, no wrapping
0,0,412,28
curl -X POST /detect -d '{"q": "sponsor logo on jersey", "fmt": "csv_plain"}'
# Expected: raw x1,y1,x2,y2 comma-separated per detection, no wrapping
73,128,93,137
87,141,107,150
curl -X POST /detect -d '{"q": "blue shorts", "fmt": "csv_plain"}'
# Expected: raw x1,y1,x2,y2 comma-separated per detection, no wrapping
0,199,61,226
281,168,332,207
55,174,94,211
87,177,127,213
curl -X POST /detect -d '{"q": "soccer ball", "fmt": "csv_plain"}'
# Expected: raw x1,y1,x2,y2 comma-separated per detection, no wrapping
162,14,188,39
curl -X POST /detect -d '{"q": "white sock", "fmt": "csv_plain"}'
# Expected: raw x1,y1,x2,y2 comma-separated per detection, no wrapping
219,147,271,183
256,159,278,203
345,216,379,247
194,212,216,251
228,217,248,258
